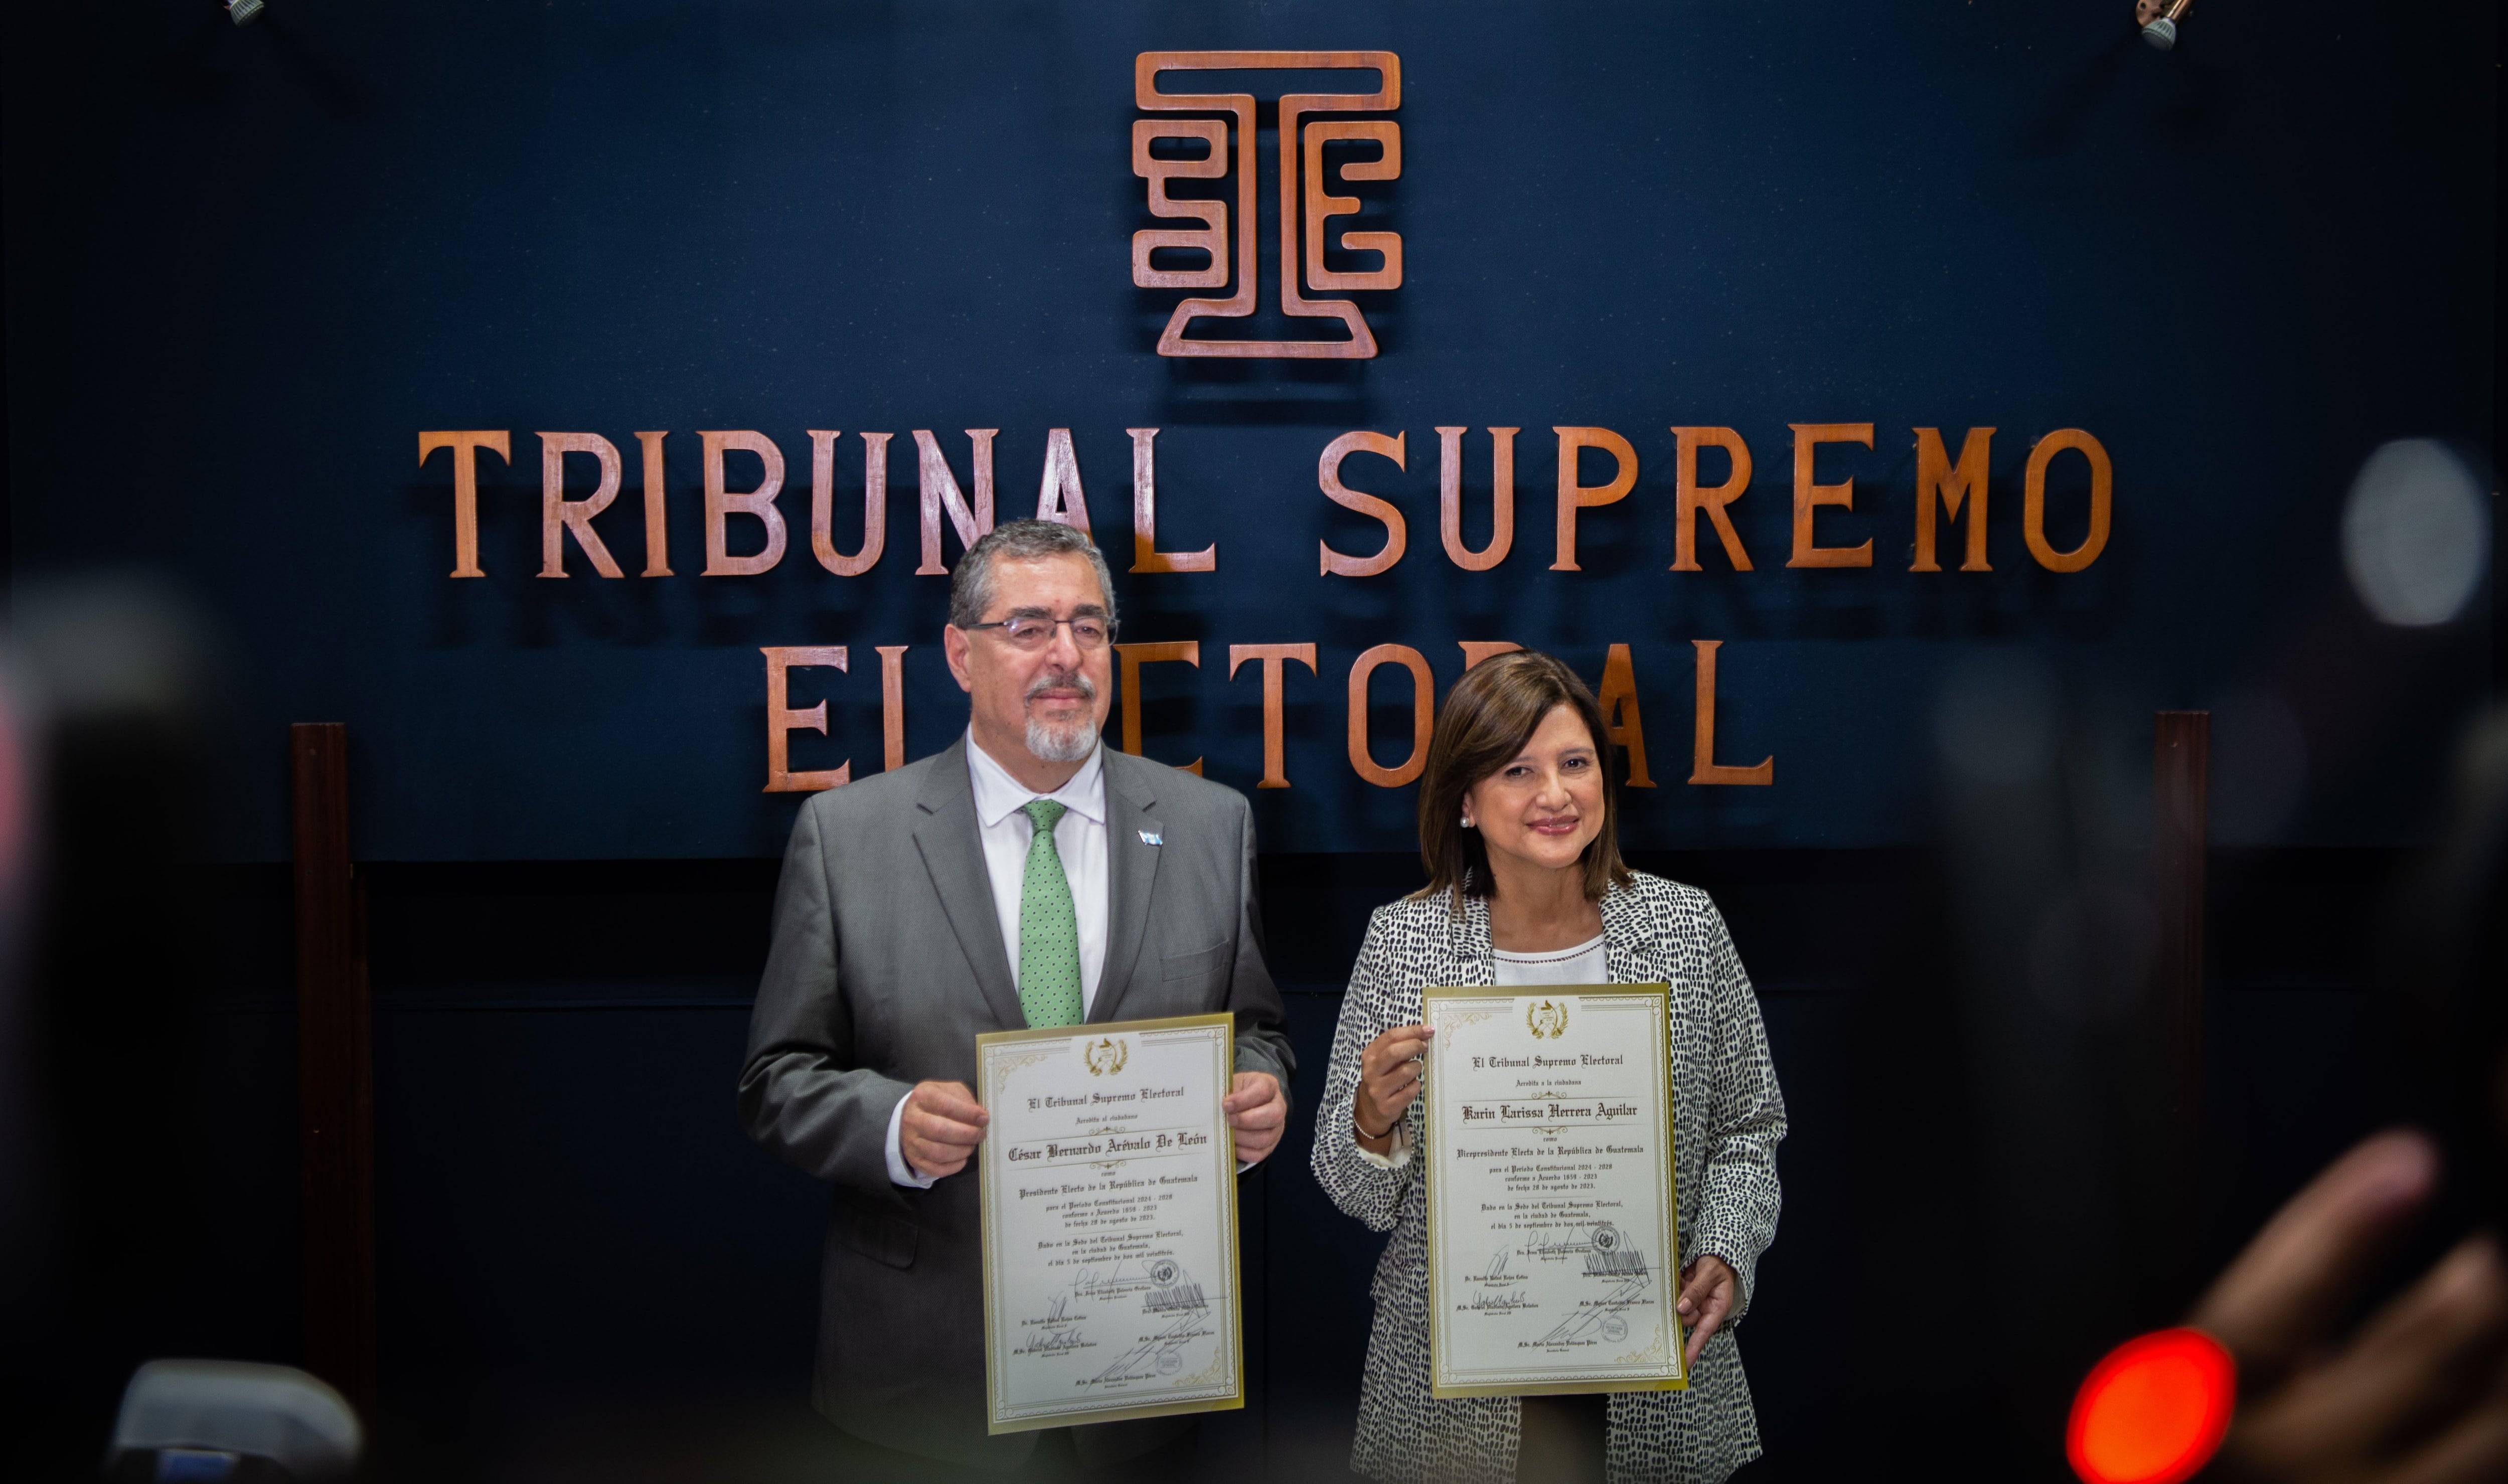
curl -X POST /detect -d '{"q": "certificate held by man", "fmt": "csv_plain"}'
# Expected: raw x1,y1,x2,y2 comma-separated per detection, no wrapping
977,1012,1244,1433
1422,983,1685,1398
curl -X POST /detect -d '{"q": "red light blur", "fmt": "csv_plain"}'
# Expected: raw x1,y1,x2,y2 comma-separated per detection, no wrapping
2066,1328,2236,1484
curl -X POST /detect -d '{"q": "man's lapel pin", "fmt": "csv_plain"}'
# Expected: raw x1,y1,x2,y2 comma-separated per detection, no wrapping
1139,830,1162,847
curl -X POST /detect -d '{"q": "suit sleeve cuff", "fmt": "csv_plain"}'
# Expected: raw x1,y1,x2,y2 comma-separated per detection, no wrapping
885,1089,937,1189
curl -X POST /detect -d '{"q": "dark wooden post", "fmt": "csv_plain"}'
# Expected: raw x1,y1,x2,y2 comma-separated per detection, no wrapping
293,723,376,1409
2152,711,2210,1288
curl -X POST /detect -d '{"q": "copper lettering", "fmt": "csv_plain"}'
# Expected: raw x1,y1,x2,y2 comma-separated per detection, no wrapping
1127,428,1215,573
1347,643,1434,787
536,432,625,579
1227,643,1319,788
762,646,850,792
913,429,997,576
1135,51,1400,359
636,430,673,577
1550,427,1637,572
418,430,511,579
810,429,888,577
1302,119,1402,290
1319,430,1408,577
1670,427,1755,572
876,644,908,770
1595,642,1656,787
1439,426,1516,570
1035,428,1093,535
1786,423,1875,569
1115,641,1203,775
1689,639,1773,786
701,430,788,577
1913,427,1994,572
2023,429,2112,572
1131,118,1229,288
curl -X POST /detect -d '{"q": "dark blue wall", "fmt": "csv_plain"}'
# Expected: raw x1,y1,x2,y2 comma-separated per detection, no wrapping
5,0,2494,860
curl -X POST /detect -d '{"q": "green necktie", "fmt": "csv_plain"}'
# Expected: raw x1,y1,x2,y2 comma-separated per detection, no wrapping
1017,799,1084,1029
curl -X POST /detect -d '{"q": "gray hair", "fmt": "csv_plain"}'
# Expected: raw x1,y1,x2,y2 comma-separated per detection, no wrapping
948,519,1119,629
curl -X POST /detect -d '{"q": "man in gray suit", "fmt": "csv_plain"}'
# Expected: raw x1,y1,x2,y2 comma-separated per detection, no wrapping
739,519,1294,1479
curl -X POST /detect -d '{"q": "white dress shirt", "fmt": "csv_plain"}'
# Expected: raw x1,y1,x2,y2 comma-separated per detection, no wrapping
887,733,1111,1187
1355,931,1610,1171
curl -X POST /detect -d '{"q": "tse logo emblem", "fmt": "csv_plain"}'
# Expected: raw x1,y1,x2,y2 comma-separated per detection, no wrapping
1133,51,1401,359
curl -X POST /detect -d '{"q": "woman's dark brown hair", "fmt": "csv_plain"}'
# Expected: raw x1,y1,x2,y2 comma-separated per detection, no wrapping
1414,649,1633,908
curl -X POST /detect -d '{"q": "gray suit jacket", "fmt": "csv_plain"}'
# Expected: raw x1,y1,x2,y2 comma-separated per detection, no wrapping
738,735,1294,1468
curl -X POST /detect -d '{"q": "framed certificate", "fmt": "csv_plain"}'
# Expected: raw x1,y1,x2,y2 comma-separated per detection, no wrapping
1421,984,1685,1398
976,1013,1245,1433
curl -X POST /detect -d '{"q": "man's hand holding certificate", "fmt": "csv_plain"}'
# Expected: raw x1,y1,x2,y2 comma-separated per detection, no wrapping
1422,984,1686,1398
976,1014,1245,1433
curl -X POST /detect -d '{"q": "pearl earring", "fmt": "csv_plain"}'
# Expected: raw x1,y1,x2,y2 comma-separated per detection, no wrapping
1460,814,1473,828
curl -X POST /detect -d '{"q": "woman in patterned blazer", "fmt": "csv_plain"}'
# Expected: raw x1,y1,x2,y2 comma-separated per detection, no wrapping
1310,650,1788,1484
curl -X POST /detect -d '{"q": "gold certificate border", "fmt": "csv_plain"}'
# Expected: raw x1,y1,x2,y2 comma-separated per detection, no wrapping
978,1011,1247,1432
1421,983,1688,1399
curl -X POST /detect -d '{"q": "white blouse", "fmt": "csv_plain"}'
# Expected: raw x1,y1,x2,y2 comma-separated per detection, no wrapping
1490,932,1608,986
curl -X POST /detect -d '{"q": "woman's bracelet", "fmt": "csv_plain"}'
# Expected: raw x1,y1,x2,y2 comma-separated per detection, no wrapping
1353,1108,1395,1141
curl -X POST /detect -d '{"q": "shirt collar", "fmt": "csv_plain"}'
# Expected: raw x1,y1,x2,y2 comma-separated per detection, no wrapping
966,730,1107,829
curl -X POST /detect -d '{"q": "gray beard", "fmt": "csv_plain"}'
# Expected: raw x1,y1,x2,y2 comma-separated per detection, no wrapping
1025,714,1099,764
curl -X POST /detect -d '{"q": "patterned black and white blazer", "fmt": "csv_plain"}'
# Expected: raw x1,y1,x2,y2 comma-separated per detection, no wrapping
1309,873,1788,1484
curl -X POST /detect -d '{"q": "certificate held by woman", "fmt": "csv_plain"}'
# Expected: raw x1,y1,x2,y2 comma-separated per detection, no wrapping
1422,983,1684,1398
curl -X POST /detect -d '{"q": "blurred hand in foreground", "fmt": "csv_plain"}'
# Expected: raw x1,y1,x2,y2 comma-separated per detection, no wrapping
2192,1130,2508,1483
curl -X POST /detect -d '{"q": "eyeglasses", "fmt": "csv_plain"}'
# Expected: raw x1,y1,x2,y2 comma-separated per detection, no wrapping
960,614,1119,651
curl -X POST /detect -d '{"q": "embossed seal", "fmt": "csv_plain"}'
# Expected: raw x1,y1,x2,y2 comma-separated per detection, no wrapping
1083,1036,1130,1077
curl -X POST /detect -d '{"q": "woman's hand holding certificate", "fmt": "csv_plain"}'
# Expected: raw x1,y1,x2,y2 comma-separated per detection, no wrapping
1422,984,1686,1398
1354,1023,1434,1150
